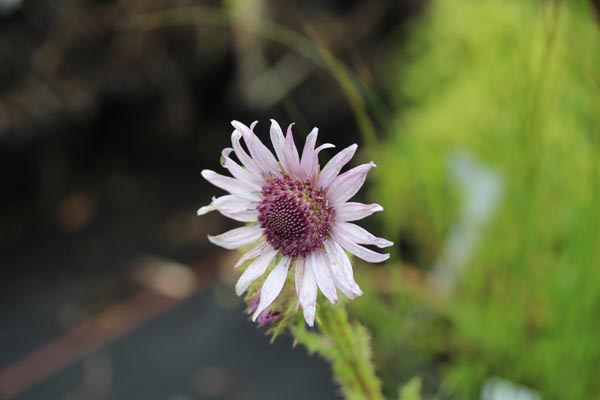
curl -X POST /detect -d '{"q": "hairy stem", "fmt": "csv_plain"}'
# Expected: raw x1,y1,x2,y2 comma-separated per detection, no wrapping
293,302,384,400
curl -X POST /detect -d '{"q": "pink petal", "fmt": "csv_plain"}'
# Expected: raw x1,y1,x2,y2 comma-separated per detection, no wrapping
231,131,263,178
326,162,376,206
208,225,263,250
315,143,335,153
331,230,390,263
222,148,263,188
333,222,393,248
283,124,302,177
323,239,363,299
300,127,318,180
213,195,258,222
317,144,358,189
234,241,269,268
198,195,258,222
231,120,280,176
201,169,259,202
235,247,278,295
308,143,335,182
299,258,318,326
335,202,383,222
269,119,286,164
310,251,338,304
252,257,291,321
294,258,304,311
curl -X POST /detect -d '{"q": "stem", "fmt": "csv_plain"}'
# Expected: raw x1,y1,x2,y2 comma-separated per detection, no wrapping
293,302,384,400
303,24,379,149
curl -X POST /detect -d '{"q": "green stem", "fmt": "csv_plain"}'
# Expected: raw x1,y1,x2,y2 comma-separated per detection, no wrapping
293,302,384,400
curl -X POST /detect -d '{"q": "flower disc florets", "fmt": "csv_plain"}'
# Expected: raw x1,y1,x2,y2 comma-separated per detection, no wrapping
257,175,333,258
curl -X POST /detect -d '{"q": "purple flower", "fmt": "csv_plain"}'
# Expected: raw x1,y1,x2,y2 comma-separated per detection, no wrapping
256,310,281,327
198,120,393,326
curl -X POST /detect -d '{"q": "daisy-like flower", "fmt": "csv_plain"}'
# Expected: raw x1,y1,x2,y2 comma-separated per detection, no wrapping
198,120,393,326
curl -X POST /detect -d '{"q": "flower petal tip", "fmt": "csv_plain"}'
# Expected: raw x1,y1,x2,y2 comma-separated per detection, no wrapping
197,205,214,216
303,305,316,327
200,169,214,180
376,238,394,248
231,120,253,135
316,143,335,152
348,288,364,299
286,123,295,135
231,130,242,140
234,284,245,297
270,119,284,127
222,148,233,158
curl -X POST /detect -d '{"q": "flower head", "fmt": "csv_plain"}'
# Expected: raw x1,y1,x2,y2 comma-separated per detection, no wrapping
198,120,393,326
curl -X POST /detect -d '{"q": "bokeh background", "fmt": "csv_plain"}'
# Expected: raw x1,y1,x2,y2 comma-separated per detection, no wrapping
1,0,599,399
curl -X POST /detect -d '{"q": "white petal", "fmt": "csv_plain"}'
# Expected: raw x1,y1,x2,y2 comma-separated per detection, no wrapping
331,230,390,263
294,258,304,310
270,119,286,164
211,195,252,210
335,202,383,222
232,120,280,176
323,239,363,299
208,225,263,250
318,144,357,189
231,131,263,177
234,241,269,268
333,222,393,248
217,208,257,223
235,247,278,296
299,258,317,326
308,143,335,183
283,124,302,177
197,204,216,216
300,127,318,180
310,251,338,304
222,148,263,188
326,162,376,206
252,257,291,321
201,169,259,201
204,195,257,222
315,143,335,153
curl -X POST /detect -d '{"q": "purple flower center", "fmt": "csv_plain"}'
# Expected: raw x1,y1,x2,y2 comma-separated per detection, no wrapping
257,175,333,258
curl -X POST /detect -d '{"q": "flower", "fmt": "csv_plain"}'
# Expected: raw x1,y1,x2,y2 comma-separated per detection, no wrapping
198,120,393,326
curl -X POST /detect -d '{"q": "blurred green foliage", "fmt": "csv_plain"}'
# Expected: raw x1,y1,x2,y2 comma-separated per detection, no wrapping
398,377,423,400
361,0,600,398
